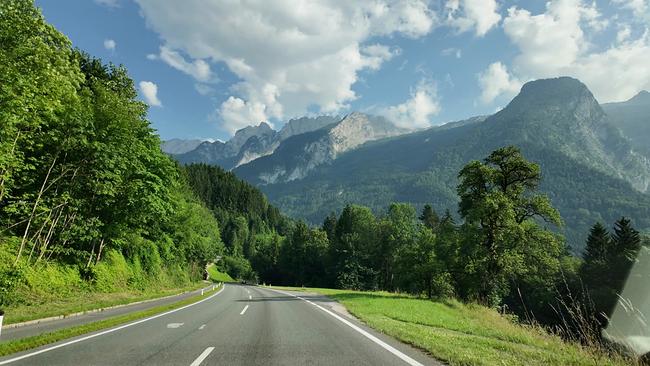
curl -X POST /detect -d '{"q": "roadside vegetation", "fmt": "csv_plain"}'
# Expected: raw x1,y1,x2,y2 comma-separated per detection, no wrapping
0,0,223,319
0,283,222,357
207,263,234,283
272,286,631,366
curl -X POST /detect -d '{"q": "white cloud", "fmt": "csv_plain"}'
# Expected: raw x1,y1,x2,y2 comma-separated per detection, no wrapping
614,0,649,19
156,46,212,82
383,80,441,129
139,81,162,107
483,0,650,103
103,39,116,51
218,96,270,134
134,0,437,134
441,47,462,58
445,0,501,37
194,84,215,96
478,62,522,104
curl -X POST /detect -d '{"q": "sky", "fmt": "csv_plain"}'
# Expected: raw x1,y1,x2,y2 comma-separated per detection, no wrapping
35,0,650,141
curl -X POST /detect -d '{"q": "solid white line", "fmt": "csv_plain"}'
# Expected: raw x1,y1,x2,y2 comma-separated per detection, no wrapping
240,305,249,315
0,285,226,365
189,347,214,366
266,288,424,366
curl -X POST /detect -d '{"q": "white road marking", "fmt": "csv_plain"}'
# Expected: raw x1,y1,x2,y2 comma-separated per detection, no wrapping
166,323,184,329
0,285,226,365
266,288,424,366
249,295,252,300
189,347,215,366
199,324,206,330
240,305,249,315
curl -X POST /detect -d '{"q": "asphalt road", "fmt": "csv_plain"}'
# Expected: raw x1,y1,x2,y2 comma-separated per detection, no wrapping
1,285,216,342
0,284,441,366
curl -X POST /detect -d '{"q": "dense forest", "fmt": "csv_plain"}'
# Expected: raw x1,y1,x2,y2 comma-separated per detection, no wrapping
0,1,223,308
190,148,649,347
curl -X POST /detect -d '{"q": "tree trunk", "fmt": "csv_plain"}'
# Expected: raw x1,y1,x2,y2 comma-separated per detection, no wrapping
15,156,57,265
95,238,105,265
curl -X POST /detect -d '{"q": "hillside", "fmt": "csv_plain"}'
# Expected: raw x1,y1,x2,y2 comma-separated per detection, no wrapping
603,90,650,158
235,77,650,251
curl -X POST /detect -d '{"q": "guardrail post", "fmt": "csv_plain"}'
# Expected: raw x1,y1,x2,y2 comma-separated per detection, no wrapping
0,310,4,338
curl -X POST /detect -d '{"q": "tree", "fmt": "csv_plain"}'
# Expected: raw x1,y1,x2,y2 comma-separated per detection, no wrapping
583,222,610,263
457,146,563,306
419,204,439,231
331,205,378,290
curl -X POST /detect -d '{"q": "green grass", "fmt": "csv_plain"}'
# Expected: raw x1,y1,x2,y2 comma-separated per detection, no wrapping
206,263,234,282
0,283,222,357
3,282,207,325
270,286,632,366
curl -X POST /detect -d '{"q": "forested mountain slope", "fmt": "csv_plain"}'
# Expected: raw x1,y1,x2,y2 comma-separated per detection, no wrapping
240,77,650,251
602,90,650,158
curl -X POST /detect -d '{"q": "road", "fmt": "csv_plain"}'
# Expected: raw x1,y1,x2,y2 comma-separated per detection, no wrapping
1,285,216,342
0,284,441,365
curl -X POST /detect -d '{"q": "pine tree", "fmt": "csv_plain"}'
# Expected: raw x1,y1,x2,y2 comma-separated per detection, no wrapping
583,222,610,263
419,204,439,231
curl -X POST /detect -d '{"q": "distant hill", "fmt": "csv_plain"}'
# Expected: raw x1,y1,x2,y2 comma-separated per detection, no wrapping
602,90,650,158
161,138,204,154
233,77,650,252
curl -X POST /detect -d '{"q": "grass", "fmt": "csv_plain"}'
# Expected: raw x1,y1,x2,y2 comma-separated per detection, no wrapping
0,283,222,357
206,263,234,282
3,282,207,325
270,286,632,366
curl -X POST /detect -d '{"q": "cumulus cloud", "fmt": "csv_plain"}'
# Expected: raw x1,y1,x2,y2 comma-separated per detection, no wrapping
154,46,212,82
383,81,441,129
134,0,437,134
614,0,649,19
139,81,162,107
481,0,650,103
478,62,522,104
103,39,116,51
445,0,501,36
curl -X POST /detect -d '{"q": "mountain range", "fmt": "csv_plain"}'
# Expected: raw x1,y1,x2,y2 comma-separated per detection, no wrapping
167,77,650,251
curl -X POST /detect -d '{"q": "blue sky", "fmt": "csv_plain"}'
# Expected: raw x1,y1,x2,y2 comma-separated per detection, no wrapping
36,0,650,141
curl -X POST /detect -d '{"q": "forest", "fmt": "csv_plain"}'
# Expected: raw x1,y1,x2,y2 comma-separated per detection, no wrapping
0,1,223,309
190,148,649,346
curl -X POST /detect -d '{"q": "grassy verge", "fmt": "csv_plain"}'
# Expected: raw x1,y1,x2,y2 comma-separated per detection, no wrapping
3,282,208,325
270,286,631,366
207,263,234,282
0,283,222,357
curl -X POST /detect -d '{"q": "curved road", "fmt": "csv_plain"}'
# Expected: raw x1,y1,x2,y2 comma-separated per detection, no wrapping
0,284,441,365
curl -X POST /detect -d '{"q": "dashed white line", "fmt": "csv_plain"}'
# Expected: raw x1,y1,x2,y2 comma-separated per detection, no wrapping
189,346,215,366
265,288,424,366
240,305,249,315
0,285,226,365
198,324,206,330
249,295,252,300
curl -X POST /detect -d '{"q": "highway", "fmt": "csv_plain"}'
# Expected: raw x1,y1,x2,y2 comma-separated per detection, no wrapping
0,284,441,365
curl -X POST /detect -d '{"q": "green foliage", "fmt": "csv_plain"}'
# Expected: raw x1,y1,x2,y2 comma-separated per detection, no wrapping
0,1,223,310
456,146,563,306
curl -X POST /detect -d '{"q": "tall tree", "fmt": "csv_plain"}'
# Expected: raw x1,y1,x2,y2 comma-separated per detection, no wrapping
419,204,439,231
457,146,563,306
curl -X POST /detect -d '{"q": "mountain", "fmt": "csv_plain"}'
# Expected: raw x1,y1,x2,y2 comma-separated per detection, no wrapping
235,112,409,183
602,90,650,158
175,116,338,169
161,138,204,154
234,77,650,251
